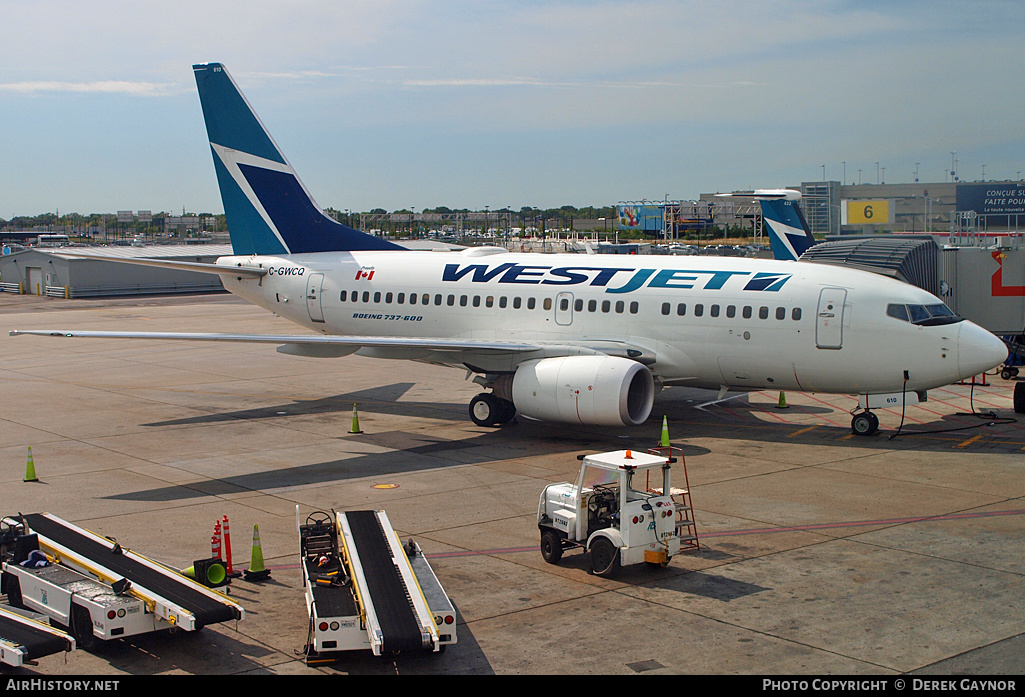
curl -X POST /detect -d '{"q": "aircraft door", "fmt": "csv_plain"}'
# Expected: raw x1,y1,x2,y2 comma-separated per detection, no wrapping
306,273,325,323
816,287,846,349
555,292,574,326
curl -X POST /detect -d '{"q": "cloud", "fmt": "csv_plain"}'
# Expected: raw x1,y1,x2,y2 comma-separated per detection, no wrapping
0,80,182,96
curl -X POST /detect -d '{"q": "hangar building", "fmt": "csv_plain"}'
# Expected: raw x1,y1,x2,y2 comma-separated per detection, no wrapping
0,245,231,297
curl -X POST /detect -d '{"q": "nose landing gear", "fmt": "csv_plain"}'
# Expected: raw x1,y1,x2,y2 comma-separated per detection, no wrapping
851,410,879,436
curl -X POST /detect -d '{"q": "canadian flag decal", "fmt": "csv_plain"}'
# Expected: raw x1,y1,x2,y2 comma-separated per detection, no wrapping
355,267,375,281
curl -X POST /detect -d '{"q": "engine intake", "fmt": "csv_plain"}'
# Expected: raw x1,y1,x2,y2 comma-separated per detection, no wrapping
511,356,654,426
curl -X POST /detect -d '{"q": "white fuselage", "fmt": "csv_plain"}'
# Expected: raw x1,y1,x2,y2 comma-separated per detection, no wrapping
215,247,1003,397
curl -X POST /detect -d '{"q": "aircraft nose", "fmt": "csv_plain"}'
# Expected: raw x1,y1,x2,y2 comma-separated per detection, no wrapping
957,322,1007,379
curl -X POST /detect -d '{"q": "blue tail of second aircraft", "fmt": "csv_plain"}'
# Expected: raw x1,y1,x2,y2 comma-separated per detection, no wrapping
193,63,402,255
760,197,817,261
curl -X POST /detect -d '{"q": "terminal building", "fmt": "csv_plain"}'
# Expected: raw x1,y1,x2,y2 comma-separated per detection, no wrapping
701,180,1025,238
613,180,1024,241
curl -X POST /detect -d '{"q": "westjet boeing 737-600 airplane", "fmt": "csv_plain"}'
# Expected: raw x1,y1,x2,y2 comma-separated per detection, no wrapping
11,63,1008,436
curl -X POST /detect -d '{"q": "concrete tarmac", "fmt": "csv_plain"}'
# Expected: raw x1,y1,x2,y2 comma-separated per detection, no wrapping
1,292,1023,676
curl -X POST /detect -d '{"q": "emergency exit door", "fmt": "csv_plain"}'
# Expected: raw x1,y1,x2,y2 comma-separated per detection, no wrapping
816,287,846,349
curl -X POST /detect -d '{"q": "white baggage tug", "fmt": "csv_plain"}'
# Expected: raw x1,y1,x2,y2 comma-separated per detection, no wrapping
538,449,697,577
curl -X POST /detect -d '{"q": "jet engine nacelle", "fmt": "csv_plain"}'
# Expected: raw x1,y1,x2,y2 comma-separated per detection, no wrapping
511,355,655,427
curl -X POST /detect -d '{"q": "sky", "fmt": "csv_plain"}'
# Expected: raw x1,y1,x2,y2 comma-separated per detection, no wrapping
2,0,1025,219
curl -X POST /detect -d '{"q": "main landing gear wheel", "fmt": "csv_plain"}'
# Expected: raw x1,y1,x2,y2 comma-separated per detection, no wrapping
469,393,516,427
851,411,879,436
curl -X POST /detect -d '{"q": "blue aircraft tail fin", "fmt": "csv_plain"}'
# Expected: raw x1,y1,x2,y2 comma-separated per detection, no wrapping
760,198,817,261
192,63,402,255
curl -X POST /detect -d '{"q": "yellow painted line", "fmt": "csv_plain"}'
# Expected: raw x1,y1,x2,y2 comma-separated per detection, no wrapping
955,434,984,449
788,425,820,438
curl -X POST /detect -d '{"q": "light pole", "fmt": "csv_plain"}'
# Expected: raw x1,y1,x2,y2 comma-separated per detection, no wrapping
950,152,957,182
842,161,846,186
914,163,919,183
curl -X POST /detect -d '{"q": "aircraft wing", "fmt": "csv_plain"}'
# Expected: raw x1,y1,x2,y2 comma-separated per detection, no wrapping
10,329,537,352
9,329,655,363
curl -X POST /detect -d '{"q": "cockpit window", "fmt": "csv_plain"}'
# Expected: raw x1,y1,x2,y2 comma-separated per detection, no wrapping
908,304,930,323
887,302,962,326
886,304,910,322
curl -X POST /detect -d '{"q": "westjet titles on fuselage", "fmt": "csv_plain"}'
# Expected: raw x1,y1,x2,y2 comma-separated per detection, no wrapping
440,262,792,293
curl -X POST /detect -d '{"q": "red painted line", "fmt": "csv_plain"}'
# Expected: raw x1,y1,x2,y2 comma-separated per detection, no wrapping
879,406,928,425
747,399,791,424
749,391,847,429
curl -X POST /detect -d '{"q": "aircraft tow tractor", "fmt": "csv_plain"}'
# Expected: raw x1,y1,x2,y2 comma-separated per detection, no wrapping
538,449,697,577
1,513,245,651
298,507,456,661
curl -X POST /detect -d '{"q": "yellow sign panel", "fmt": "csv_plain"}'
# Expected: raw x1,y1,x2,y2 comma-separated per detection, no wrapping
846,200,891,224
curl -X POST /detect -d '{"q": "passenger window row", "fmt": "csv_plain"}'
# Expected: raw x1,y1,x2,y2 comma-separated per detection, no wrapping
661,302,802,321
340,290,642,314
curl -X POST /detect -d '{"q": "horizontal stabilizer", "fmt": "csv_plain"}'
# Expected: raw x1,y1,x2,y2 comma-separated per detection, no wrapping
59,255,267,277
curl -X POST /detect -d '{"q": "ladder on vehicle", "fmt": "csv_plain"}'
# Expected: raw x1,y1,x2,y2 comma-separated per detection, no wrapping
646,446,700,553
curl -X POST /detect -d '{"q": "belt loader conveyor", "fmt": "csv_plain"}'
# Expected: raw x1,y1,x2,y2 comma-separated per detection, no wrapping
0,605,75,667
1,513,244,651
299,508,456,661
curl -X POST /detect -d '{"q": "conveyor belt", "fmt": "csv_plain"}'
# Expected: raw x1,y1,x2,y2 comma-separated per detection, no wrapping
0,606,72,663
22,514,237,628
345,511,422,653
304,557,357,617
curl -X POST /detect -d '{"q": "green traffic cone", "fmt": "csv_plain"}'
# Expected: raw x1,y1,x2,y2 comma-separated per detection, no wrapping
24,446,38,482
349,403,363,434
659,416,671,447
244,524,271,581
